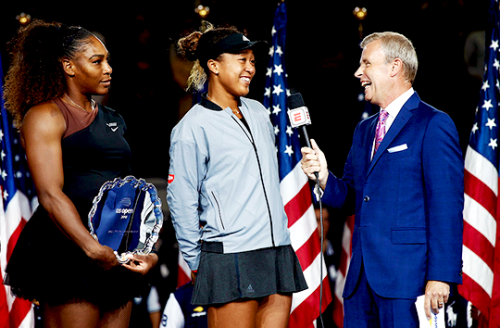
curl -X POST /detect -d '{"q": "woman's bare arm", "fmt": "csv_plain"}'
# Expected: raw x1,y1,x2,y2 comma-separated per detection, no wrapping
21,102,118,269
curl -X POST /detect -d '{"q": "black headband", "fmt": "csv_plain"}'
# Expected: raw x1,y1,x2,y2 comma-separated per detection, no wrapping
197,33,265,65
211,33,262,56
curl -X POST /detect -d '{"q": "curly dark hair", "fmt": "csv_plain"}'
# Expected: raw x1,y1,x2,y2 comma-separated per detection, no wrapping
177,22,241,91
2,19,94,127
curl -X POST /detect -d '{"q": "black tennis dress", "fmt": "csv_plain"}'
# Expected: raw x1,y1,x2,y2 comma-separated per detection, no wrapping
4,100,148,310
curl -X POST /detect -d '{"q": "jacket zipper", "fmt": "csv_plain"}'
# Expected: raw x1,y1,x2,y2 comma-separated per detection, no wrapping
232,116,275,247
211,191,225,230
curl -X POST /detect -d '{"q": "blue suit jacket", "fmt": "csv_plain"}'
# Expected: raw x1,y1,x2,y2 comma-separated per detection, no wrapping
322,92,464,299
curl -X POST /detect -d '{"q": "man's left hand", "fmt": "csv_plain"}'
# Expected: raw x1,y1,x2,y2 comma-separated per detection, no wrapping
424,280,450,319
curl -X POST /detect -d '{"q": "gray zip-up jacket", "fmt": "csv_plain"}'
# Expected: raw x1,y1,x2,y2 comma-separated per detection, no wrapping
167,95,291,271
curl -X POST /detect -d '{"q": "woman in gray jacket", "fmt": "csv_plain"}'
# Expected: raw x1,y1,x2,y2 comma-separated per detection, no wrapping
167,23,307,328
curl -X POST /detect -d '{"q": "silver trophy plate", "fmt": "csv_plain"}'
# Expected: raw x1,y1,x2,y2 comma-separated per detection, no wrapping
88,176,163,264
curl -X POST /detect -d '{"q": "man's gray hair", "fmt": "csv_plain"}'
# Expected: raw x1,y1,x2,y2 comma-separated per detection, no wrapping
361,32,418,84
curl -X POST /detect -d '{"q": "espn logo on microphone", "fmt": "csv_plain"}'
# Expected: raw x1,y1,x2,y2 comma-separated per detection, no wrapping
287,106,311,128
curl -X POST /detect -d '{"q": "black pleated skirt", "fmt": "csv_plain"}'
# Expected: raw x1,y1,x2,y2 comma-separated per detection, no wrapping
192,243,308,306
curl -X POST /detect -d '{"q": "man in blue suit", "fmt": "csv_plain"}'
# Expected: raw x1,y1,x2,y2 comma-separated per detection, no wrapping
301,32,464,327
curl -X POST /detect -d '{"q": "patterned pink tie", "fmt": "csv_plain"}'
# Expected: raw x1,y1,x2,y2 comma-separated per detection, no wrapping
373,109,389,156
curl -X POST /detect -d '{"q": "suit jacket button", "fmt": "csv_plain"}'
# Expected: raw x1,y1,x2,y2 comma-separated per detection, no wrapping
364,196,370,202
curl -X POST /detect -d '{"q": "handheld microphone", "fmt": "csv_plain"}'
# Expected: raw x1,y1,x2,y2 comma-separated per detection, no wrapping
287,93,313,148
287,93,317,178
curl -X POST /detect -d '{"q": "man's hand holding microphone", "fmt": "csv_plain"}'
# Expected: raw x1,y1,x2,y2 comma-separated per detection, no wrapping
300,140,329,191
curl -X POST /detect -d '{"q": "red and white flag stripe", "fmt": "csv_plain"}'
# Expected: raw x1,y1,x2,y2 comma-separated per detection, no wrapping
281,162,332,328
459,145,500,326
332,214,355,328
0,191,36,328
176,250,191,289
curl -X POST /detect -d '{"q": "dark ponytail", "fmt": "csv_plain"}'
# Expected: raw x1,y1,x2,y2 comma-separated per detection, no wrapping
3,19,93,127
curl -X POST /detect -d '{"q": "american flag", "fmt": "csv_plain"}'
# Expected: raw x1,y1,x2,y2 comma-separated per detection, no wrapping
0,53,37,328
263,2,332,327
458,1,500,327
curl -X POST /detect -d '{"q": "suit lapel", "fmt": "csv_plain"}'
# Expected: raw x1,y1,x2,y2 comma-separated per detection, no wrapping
363,117,378,174
366,93,420,177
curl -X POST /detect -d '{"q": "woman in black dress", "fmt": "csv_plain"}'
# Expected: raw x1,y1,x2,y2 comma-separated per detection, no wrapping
2,19,157,327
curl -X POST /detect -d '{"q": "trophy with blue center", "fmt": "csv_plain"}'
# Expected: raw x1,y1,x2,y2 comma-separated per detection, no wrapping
88,176,163,263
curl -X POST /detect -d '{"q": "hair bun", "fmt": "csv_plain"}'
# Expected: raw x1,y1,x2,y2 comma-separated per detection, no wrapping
177,31,203,61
